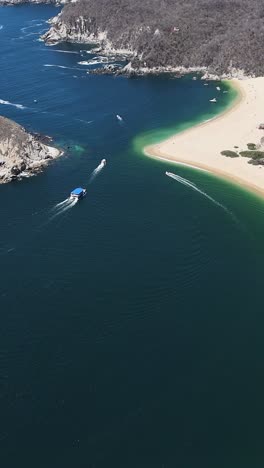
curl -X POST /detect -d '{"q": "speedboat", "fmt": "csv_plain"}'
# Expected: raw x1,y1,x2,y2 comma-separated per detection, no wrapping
70,187,87,200
101,159,106,166
210,98,217,103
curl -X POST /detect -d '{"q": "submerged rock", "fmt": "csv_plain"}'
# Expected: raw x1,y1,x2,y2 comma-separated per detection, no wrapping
0,115,62,183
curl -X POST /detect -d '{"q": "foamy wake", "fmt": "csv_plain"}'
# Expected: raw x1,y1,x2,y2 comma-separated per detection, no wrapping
49,197,78,221
0,99,26,110
51,49,80,55
44,64,83,71
21,25,43,33
165,171,230,214
89,160,106,183
0,26,3,31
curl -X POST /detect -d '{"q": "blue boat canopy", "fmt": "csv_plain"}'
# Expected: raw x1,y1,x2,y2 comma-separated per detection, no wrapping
71,187,84,195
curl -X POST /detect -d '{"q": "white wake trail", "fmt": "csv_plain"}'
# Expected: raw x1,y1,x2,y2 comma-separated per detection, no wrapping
0,99,26,110
49,198,78,221
88,160,106,183
51,198,69,211
166,172,230,214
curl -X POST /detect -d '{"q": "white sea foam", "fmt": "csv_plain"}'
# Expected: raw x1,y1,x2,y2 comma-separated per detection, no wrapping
0,26,3,31
0,99,26,110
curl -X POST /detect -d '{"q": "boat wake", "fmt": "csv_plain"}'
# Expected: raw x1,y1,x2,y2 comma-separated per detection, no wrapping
49,197,78,221
52,198,70,211
165,171,230,214
0,26,3,31
0,98,26,110
44,64,83,72
88,160,106,183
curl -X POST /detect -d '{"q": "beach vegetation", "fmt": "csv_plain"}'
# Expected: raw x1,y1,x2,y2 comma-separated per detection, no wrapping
247,143,257,150
221,150,239,158
240,150,264,159
248,158,264,165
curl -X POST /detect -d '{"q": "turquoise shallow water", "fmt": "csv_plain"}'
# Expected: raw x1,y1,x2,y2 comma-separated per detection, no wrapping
1,5,264,468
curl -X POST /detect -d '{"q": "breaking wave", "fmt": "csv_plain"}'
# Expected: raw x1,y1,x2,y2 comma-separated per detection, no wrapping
0,99,26,110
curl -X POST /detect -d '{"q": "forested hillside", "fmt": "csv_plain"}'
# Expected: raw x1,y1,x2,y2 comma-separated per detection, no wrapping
43,0,264,76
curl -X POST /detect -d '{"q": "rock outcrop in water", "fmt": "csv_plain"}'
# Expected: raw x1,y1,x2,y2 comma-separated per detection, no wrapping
0,116,62,183
42,0,264,78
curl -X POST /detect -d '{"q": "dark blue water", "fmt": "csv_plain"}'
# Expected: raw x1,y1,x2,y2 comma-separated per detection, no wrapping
1,5,264,468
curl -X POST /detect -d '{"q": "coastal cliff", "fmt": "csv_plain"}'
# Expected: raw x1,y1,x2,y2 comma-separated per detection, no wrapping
0,116,61,183
42,0,264,78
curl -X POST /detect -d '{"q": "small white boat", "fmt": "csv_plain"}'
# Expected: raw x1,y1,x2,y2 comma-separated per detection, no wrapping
216,86,221,91
210,98,217,103
101,159,106,166
116,114,123,121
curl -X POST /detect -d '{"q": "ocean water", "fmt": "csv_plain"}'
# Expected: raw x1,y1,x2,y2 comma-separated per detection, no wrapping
1,5,264,468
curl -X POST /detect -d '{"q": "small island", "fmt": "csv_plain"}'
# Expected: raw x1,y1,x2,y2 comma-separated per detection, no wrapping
0,115,62,183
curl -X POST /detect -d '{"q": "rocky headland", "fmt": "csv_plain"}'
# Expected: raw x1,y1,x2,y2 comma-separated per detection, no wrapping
41,0,264,79
0,116,62,183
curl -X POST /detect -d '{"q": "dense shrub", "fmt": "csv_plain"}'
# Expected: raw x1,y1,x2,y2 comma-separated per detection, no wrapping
247,143,257,150
240,151,264,159
221,150,239,158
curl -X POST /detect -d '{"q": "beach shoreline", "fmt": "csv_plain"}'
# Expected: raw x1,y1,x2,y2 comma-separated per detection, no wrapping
145,77,264,197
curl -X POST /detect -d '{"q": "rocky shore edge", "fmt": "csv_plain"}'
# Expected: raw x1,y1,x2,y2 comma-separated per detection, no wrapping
0,115,62,184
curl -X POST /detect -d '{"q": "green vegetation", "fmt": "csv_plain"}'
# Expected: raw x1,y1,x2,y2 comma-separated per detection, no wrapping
44,0,264,77
240,150,264,159
221,150,239,158
247,143,257,150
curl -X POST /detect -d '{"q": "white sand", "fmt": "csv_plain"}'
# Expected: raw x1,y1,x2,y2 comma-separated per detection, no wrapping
145,77,264,196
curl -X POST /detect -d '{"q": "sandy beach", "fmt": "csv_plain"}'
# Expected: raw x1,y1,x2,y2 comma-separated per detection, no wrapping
145,77,264,196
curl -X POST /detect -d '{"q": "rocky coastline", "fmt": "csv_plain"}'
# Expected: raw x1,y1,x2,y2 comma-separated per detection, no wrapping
0,116,62,184
40,0,264,79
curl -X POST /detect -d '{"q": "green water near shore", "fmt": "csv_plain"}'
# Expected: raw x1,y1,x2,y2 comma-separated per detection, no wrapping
133,80,238,154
